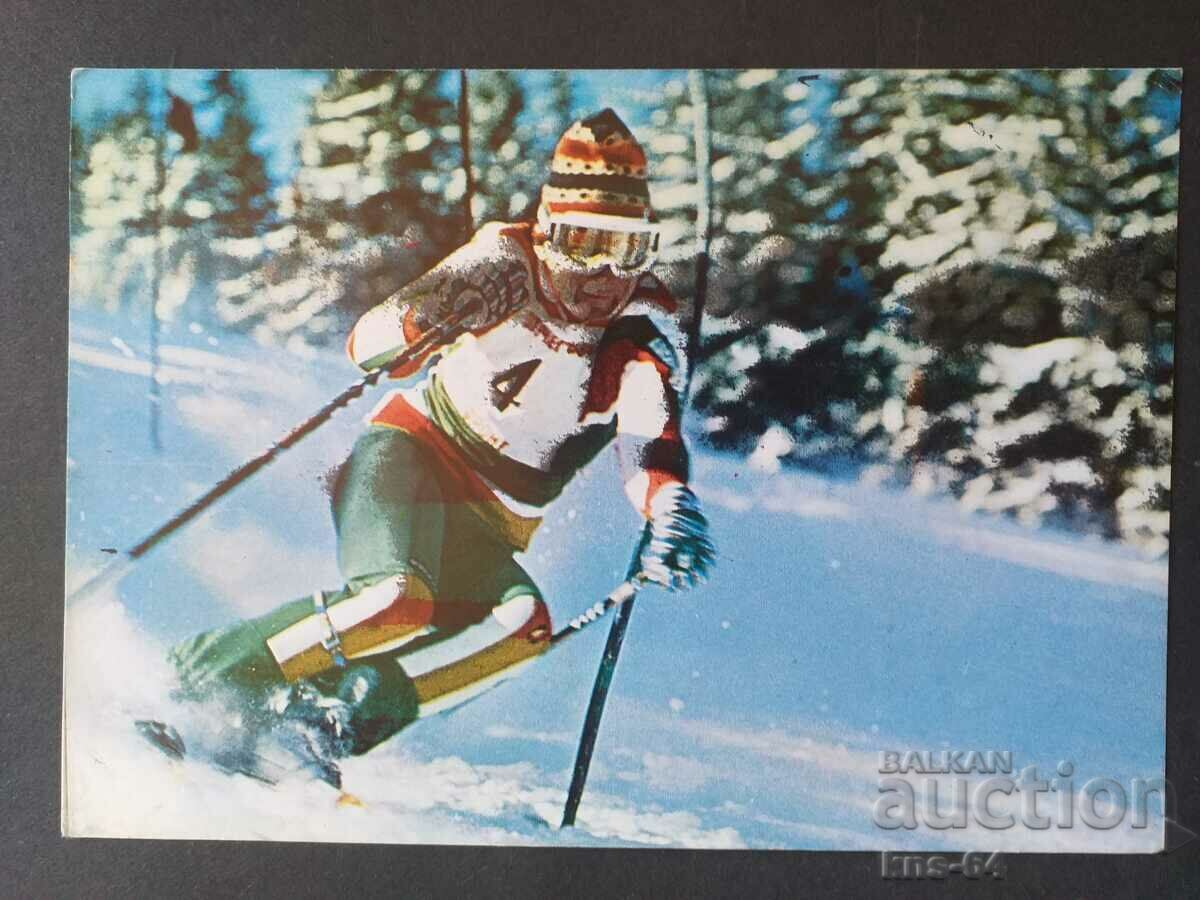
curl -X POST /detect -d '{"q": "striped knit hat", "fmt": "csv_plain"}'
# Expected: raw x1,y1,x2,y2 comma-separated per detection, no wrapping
538,108,656,233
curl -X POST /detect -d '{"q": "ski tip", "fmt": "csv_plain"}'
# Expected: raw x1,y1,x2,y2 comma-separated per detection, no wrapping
135,719,186,760
336,791,366,809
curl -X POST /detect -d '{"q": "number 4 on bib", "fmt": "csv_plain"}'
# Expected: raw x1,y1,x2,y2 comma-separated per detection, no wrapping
489,359,542,411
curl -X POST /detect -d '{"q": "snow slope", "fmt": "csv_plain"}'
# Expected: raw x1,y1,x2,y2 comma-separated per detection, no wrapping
64,307,1167,850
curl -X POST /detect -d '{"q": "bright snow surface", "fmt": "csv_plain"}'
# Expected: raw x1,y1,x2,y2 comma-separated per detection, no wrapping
64,307,1167,850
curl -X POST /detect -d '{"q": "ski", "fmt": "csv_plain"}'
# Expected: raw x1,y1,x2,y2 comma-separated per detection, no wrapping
134,717,357,801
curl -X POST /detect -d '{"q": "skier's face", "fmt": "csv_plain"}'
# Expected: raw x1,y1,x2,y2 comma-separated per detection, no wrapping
542,262,637,322
570,268,638,318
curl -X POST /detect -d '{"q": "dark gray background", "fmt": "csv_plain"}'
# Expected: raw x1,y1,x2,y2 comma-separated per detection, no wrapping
2,1,1196,896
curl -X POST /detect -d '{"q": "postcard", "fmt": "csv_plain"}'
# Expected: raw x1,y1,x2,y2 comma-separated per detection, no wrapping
64,68,1179,851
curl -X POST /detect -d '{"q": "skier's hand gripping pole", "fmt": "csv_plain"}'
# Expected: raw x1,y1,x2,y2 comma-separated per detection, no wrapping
66,300,482,606
550,485,714,646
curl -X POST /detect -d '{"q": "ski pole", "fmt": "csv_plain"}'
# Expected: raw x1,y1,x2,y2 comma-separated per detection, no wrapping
560,527,650,828
67,301,480,605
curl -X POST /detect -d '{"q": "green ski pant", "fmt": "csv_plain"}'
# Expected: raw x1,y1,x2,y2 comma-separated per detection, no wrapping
169,426,542,753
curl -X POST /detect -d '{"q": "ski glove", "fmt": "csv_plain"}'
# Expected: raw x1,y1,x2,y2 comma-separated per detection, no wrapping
640,483,716,592
415,258,532,335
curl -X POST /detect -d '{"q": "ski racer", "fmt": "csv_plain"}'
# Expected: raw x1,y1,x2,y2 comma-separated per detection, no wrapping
168,108,716,761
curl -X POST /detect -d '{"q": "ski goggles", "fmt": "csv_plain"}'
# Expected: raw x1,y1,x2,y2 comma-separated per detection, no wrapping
541,221,661,276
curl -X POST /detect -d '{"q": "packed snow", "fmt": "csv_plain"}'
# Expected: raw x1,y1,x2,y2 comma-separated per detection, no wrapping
64,307,1167,850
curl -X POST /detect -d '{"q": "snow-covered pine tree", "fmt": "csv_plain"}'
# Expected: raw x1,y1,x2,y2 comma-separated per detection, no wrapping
193,71,273,239
1048,227,1175,553
213,70,543,350
72,71,278,334
460,70,541,226
637,67,1178,552
896,262,1066,491
292,70,458,248
214,70,461,348
545,71,576,147
146,72,277,333
73,76,159,316
822,68,1178,336
890,230,1176,555
507,70,576,219
684,68,712,397
862,69,1180,551
645,69,899,472
70,121,92,238
1016,69,1180,250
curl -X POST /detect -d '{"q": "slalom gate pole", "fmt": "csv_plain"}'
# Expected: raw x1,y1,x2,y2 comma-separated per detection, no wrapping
67,302,480,605
560,526,650,828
